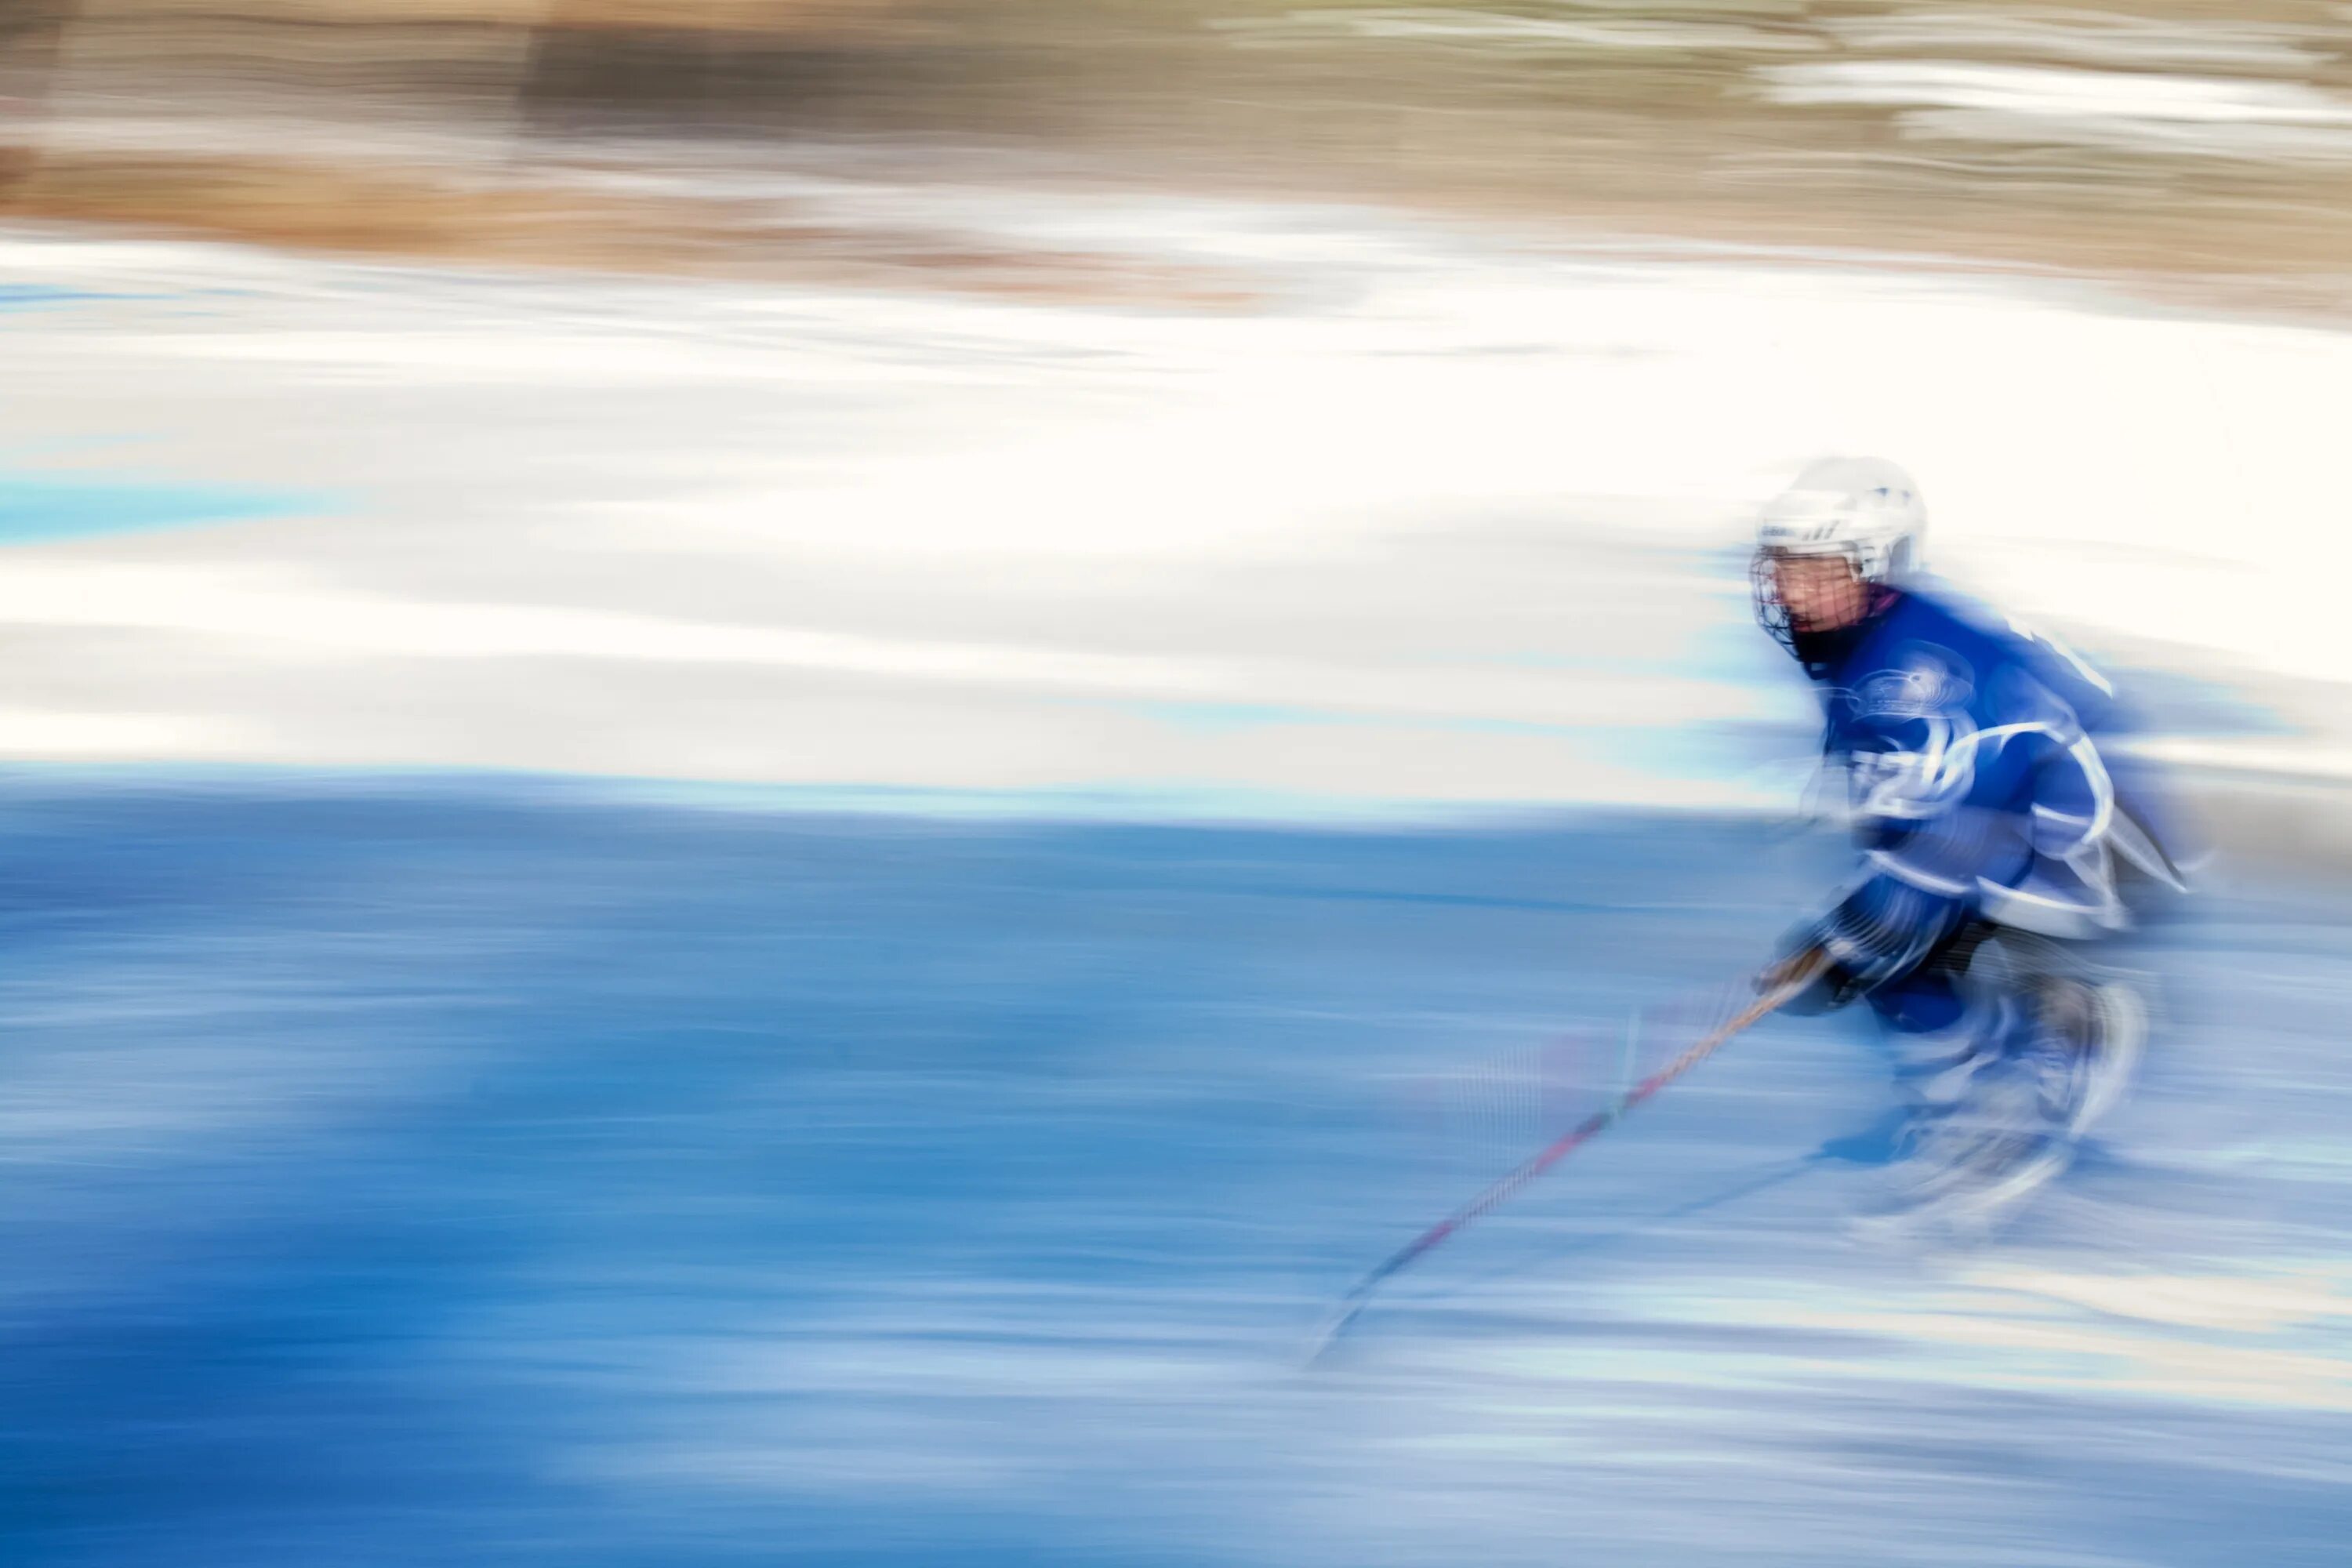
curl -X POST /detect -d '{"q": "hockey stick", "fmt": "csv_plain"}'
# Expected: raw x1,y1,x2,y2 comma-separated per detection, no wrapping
1307,953,1829,1361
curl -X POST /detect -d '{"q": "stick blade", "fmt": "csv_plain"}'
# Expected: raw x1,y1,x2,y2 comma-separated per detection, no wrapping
1302,1290,1376,1367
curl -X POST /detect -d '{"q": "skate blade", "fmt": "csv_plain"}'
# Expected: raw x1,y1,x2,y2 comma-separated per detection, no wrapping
2068,985,2147,1138
1884,1143,2074,1237
1850,1119,2076,1237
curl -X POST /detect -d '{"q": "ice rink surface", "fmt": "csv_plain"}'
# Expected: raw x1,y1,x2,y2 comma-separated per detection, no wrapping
4,780,2347,1567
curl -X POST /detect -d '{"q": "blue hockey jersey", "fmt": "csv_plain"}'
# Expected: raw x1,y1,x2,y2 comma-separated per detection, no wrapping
1796,583,2184,990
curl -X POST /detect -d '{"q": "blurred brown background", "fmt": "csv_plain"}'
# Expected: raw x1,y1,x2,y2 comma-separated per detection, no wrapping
3,2,2347,309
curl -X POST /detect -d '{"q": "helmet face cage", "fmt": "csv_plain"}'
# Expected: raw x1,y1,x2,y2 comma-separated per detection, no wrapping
1751,459,1923,654
1752,539,1902,655
1751,545,1801,654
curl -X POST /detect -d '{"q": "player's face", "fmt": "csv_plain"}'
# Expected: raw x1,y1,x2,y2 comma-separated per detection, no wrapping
1770,550,1868,633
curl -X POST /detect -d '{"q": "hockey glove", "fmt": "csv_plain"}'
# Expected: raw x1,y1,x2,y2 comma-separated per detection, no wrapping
1756,942,1863,1016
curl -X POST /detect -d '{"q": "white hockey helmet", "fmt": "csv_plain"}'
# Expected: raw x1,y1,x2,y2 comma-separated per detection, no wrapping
1752,456,1926,650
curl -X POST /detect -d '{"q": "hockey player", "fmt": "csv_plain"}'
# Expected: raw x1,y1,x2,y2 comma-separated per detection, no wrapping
1749,458,2188,1207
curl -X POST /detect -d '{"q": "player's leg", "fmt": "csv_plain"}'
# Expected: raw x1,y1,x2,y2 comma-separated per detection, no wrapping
1865,948,2064,1210
1976,930,2147,1137
1867,927,2009,1118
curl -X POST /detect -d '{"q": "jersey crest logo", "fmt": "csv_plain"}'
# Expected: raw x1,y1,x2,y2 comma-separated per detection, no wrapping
1854,647,1973,721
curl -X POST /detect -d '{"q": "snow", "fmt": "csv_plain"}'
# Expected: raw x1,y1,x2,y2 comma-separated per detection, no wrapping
0,191,2346,807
